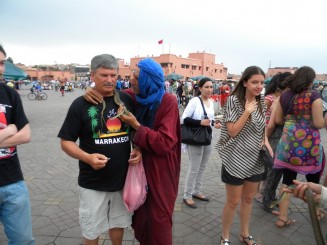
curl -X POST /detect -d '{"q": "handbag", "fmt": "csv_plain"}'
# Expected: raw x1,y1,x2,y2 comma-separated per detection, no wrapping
122,145,148,212
259,145,273,170
259,118,273,171
181,97,212,146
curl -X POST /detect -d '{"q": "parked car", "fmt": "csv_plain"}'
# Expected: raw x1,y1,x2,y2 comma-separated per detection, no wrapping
42,83,52,90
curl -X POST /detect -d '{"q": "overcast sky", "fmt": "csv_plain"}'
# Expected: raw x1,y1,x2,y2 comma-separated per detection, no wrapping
1,0,326,74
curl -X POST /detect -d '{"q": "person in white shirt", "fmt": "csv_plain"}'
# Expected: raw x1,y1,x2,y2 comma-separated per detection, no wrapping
181,77,221,209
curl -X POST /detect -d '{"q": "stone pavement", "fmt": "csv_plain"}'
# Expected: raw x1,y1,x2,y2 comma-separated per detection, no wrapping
1,88,327,245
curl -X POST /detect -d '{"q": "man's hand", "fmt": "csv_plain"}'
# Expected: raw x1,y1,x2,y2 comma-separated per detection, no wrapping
84,87,103,104
4,124,18,135
284,179,322,204
128,147,142,165
119,111,141,130
86,153,109,170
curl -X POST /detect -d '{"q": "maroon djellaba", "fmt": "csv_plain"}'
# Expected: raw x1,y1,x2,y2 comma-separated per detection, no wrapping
122,58,181,245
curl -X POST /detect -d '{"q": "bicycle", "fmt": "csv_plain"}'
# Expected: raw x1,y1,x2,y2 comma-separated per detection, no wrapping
27,91,48,100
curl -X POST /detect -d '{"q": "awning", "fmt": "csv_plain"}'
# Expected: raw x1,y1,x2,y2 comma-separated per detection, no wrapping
3,61,28,80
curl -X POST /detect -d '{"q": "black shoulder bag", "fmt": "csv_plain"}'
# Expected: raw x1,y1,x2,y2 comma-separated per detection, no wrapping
181,97,212,146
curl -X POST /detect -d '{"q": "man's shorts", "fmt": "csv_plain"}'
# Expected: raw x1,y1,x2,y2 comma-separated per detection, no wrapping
79,187,132,240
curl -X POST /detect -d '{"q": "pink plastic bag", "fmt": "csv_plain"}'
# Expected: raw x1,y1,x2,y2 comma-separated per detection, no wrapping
123,160,148,212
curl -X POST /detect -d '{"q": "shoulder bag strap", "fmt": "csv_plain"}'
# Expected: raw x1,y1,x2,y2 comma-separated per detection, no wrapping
198,97,208,119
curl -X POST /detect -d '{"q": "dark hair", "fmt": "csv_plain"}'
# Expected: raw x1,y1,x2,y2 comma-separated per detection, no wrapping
196,77,212,96
286,66,315,93
264,72,291,96
231,66,265,112
0,44,6,57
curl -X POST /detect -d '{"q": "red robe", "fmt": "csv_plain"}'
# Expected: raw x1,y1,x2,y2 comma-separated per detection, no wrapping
130,92,181,245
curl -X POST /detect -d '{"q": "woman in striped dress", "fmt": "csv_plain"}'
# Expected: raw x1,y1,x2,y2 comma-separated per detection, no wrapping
218,66,272,245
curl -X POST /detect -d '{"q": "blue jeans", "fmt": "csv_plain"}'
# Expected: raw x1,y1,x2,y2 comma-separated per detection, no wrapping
0,181,35,245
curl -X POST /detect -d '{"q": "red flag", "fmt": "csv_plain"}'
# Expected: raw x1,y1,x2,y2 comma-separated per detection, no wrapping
158,39,163,44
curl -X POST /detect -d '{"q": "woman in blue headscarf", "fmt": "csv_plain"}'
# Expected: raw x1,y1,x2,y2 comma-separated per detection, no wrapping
85,58,181,245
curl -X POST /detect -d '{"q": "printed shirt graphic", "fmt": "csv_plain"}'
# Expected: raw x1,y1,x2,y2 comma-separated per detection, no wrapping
0,104,15,159
87,104,129,140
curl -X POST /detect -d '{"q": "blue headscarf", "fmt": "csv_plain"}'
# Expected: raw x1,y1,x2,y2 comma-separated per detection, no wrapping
136,58,165,109
135,58,165,128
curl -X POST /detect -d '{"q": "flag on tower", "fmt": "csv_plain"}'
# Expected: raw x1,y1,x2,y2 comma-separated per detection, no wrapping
158,39,163,44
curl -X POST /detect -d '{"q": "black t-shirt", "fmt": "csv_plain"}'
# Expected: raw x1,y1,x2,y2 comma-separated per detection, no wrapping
58,91,134,192
0,84,29,187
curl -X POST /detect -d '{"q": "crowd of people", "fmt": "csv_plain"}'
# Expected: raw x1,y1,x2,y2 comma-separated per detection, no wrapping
165,78,234,108
1,42,327,245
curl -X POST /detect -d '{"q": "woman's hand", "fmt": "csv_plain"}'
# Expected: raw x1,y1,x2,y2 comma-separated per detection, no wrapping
200,119,211,126
264,139,274,157
214,121,222,129
245,100,258,114
84,87,103,104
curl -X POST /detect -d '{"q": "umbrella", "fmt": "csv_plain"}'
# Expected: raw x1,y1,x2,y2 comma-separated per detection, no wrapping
191,75,213,81
3,61,28,80
264,77,272,85
165,73,183,81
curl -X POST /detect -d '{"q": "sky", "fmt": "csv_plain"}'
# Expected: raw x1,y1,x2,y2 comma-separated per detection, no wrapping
1,0,327,75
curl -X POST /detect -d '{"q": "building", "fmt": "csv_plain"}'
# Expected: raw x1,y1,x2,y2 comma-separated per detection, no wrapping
268,67,327,82
25,67,73,82
19,51,229,82
71,65,90,81
267,67,297,78
118,52,228,81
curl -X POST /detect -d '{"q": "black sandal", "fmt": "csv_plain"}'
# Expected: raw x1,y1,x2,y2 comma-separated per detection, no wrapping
240,235,258,245
220,236,230,244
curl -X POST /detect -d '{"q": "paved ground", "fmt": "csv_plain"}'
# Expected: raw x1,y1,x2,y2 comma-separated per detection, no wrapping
1,88,327,245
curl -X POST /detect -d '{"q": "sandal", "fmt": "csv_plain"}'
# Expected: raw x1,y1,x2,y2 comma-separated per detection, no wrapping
220,236,230,244
239,235,258,245
262,205,280,216
317,208,326,221
275,218,296,228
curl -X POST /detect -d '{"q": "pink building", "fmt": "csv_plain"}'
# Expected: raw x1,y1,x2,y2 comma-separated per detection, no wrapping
267,67,298,78
25,67,73,82
118,52,228,81
267,67,327,82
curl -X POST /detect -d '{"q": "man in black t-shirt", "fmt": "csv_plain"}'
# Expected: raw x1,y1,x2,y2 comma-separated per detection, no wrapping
58,54,141,245
0,45,35,244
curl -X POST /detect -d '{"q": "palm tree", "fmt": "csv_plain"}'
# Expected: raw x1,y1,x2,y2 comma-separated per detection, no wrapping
91,118,99,138
88,106,99,137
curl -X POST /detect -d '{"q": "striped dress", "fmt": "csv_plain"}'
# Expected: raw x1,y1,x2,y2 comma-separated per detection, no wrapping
217,95,266,179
